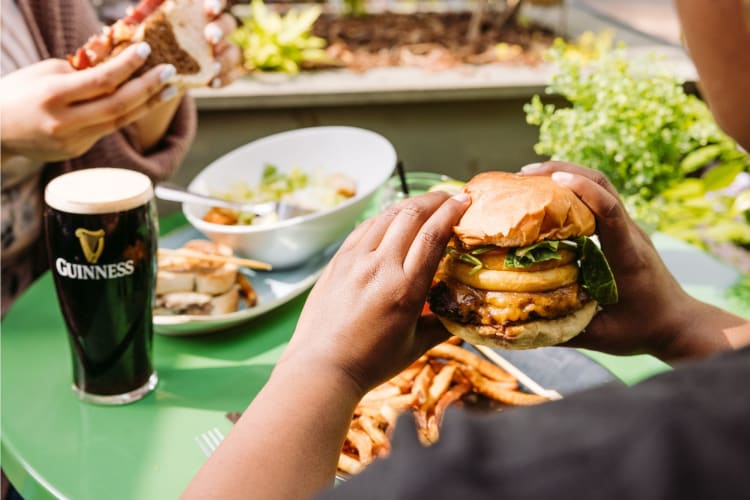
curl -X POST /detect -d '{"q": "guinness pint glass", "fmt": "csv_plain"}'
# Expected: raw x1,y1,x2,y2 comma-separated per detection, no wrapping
44,168,158,404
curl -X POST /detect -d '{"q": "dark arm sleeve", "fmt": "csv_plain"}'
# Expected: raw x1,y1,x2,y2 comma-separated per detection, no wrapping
321,347,750,500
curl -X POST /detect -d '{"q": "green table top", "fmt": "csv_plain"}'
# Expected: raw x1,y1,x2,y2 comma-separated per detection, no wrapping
2,213,747,499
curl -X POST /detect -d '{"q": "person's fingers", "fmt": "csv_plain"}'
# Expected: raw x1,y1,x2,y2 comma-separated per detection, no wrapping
69,78,180,140
520,161,622,201
378,191,451,260
206,13,237,44
524,162,659,263
23,58,73,78
54,42,152,103
337,217,377,253
402,192,470,279
548,171,647,271
356,205,403,252
204,0,226,17
210,42,243,86
66,63,176,128
210,66,245,89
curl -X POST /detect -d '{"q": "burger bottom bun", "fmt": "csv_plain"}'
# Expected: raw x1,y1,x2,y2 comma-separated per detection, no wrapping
436,300,598,350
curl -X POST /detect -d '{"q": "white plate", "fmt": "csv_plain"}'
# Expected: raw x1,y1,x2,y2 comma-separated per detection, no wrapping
153,226,337,336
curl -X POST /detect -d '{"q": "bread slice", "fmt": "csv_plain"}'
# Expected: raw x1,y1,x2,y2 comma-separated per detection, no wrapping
134,0,216,88
210,285,240,315
195,263,238,295
70,0,215,89
156,269,196,295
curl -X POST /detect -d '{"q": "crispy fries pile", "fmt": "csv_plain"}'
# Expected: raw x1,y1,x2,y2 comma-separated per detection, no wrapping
338,338,549,475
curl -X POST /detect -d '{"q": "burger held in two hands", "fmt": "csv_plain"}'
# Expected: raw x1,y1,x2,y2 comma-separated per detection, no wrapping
427,171,618,350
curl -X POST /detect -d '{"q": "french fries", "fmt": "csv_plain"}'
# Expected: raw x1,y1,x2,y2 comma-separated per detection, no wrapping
337,338,552,476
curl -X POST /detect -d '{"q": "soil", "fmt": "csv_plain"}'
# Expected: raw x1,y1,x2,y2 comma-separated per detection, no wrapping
309,11,559,72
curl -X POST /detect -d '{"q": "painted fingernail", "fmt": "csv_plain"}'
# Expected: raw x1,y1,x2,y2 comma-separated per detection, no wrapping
206,0,223,15
551,171,575,184
212,61,222,76
451,192,470,203
204,23,223,44
211,77,222,88
135,42,151,59
520,163,543,173
160,64,176,83
160,86,178,101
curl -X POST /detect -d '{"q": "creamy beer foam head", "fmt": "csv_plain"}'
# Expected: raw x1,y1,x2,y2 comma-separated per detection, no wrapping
45,168,153,214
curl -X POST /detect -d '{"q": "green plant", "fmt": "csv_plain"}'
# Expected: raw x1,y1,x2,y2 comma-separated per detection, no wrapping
231,0,328,74
342,0,367,16
525,38,728,199
525,37,750,256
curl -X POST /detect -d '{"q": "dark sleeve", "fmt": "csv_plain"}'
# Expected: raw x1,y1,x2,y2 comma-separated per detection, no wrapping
320,347,750,500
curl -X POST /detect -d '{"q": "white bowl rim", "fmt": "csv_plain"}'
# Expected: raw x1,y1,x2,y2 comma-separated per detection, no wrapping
183,126,397,234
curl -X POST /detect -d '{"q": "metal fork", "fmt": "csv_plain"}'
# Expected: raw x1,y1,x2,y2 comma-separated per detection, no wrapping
195,427,225,457
155,182,314,221
197,424,350,482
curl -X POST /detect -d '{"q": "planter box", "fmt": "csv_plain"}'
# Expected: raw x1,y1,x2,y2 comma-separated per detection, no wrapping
160,3,696,215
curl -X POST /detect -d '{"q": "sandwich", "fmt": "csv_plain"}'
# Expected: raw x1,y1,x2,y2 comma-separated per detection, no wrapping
154,240,258,316
427,171,618,349
69,0,216,88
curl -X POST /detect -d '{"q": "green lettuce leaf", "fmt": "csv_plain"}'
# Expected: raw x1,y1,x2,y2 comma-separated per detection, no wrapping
575,236,618,304
504,241,565,268
447,246,495,275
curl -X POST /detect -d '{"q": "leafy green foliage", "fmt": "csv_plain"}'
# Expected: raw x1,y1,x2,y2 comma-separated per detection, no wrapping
525,38,726,199
341,0,367,16
525,37,750,254
231,0,328,74
727,275,750,310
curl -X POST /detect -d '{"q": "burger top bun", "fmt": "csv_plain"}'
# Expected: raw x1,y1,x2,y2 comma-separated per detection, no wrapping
453,172,596,248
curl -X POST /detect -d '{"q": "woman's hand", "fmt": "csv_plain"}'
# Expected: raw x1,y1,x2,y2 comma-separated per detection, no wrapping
0,42,176,163
521,161,749,361
279,190,471,395
203,0,243,88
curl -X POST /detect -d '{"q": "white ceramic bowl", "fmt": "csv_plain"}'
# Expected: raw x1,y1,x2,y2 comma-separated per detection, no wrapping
183,126,397,268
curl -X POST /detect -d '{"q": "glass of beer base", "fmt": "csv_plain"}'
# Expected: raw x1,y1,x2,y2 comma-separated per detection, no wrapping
44,168,158,405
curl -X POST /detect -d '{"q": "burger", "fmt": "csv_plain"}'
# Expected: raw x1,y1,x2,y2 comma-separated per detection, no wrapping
69,0,216,88
427,171,618,349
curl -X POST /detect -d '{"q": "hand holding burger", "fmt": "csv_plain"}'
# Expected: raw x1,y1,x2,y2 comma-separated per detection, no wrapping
427,170,618,349
520,162,750,361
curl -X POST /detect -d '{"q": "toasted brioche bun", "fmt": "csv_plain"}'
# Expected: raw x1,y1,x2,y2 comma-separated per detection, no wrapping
453,172,595,248
436,300,598,350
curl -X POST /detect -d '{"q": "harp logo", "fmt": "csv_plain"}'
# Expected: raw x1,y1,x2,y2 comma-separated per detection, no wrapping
75,228,105,264
55,228,135,280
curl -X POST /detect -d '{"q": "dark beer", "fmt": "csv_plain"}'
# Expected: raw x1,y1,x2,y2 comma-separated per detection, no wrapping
44,168,158,404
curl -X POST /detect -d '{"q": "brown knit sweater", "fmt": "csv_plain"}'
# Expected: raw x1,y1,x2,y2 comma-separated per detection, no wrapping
1,0,197,315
